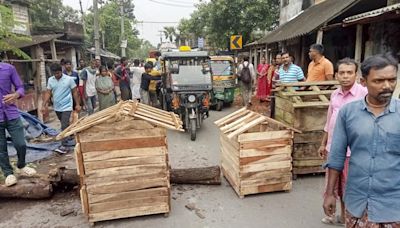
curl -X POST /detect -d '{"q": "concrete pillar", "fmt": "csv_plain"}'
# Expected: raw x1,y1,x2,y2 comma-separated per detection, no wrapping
316,29,324,44
35,45,46,121
254,47,259,70
66,47,77,70
355,24,363,64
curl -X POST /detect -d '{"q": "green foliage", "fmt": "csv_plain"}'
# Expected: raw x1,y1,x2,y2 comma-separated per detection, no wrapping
0,4,30,59
29,0,80,31
177,0,280,49
84,0,142,58
130,40,154,60
163,26,176,43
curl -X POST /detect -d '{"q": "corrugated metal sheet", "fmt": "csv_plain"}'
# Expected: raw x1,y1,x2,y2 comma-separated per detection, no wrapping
7,34,64,49
87,48,120,60
343,3,400,24
257,0,360,44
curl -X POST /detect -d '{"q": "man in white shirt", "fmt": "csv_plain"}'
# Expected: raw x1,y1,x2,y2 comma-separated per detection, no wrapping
130,59,145,101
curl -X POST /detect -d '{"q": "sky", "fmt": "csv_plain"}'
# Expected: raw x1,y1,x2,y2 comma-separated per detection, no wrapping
63,0,201,46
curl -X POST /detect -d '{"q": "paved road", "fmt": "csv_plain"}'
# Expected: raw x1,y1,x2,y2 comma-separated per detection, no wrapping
0,107,332,228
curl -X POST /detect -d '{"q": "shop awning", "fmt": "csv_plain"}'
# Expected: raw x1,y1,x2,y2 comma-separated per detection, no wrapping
343,3,400,25
257,0,360,44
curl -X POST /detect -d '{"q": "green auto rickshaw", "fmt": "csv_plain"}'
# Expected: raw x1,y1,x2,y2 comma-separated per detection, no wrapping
210,56,236,111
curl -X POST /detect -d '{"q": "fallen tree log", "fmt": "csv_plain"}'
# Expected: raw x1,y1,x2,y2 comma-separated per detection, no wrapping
0,177,53,199
170,166,221,185
48,165,221,185
0,165,221,199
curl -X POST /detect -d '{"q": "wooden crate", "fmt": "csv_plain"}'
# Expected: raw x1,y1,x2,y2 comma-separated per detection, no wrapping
274,81,339,176
58,101,183,224
215,108,298,198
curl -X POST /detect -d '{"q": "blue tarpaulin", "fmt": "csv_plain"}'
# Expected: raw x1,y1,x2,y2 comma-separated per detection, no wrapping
6,111,63,162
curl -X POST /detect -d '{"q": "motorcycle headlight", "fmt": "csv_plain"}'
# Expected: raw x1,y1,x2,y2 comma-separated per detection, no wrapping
188,95,196,103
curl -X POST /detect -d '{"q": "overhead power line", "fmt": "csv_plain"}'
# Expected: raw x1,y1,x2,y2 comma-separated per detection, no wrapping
146,0,195,8
137,21,179,24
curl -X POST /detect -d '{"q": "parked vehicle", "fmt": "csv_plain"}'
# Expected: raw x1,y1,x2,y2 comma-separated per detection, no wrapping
210,56,236,111
160,47,212,141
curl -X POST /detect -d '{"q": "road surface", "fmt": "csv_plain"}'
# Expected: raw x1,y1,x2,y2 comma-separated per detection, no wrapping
0,107,333,228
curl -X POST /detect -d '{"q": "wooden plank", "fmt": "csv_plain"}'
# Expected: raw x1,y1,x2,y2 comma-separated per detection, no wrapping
84,171,168,186
86,177,168,195
220,112,256,133
294,131,324,144
74,142,84,176
275,97,294,113
238,130,292,143
292,166,325,175
311,85,329,102
240,181,292,196
221,166,241,196
240,160,292,173
85,164,167,178
293,159,324,167
293,143,320,159
89,204,169,222
83,147,167,162
84,156,166,171
79,127,166,143
80,186,89,215
264,116,301,133
128,112,184,132
293,108,327,131
287,87,302,104
277,80,339,87
239,153,291,166
240,168,292,180
280,90,333,97
227,116,266,139
220,134,239,151
222,114,261,135
90,195,169,214
240,145,292,158
221,143,239,165
80,137,166,152
241,174,292,187
214,107,248,126
240,138,292,150
293,102,330,108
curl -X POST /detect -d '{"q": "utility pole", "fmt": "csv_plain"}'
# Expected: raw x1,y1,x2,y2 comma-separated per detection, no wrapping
102,30,106,49
120,2,126,57
93,0,101,59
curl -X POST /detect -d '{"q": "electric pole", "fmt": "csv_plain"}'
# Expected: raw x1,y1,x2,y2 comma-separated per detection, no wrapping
93,0,101,59
120,2,126,57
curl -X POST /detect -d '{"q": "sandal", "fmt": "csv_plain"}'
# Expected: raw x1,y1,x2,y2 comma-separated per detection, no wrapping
321,215,345,226
5,175,17,187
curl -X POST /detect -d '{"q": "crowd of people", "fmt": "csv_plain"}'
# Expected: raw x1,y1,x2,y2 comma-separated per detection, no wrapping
237,45,400,227
1,44,400,227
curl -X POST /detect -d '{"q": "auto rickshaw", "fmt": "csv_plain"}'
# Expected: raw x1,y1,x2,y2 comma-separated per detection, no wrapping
160,46,212,141
210,56,236,111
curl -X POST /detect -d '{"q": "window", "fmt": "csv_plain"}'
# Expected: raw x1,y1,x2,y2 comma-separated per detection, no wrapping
282,0,290,7
302,0,314,10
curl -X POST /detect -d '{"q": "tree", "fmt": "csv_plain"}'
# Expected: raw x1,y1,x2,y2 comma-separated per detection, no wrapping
0,4,30,59
84,0,141,57
29,0,80,32
178,0,279,49
163,26,176,43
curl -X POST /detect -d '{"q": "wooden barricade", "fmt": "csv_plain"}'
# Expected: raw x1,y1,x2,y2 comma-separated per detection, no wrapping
215,108,299,198
58,101,183,224
274,81,339,177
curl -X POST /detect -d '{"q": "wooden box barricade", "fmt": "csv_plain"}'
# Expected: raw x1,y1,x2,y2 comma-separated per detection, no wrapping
57,101,183,224
215,108,300,198
274,81,339,176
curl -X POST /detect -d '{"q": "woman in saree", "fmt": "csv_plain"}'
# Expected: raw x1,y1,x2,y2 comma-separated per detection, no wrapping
256,56,271,102
95,66,116,111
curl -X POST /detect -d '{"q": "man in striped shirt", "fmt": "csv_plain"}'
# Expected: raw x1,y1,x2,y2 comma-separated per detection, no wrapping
278,52,305,83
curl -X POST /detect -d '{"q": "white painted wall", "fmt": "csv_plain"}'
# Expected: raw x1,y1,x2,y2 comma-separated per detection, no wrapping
279,0,304,25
